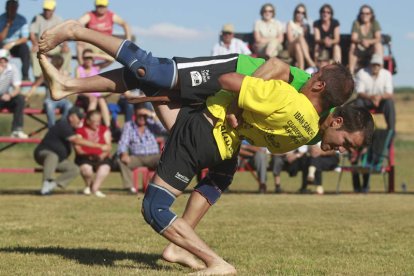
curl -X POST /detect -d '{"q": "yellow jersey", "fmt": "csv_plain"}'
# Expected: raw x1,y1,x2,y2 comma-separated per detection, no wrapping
206,76,320,160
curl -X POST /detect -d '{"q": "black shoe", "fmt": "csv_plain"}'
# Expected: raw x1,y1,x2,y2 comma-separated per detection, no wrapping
298,188,312,194
259,184,267,194
275,186,283,194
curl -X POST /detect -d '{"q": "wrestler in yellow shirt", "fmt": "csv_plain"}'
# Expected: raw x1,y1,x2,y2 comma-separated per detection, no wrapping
207,76,319,160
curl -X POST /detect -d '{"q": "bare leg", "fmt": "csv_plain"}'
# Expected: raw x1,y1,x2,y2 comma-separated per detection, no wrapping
348,44,357,74
162,191,212,269
40,54,182,135
291,41,304,69
333,44,342,63
153,176,236,275
91,164,110,193
39,20,122,58
299,36,316,68
79,164,94,189
39,54,128,100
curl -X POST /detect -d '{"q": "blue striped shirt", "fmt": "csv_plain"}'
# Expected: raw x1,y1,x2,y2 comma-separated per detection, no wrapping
117,118,165,156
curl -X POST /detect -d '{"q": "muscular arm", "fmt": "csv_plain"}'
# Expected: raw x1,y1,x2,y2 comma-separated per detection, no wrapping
217,73,245,93
78,13,91,26
113,14,131,40
252,57,290,81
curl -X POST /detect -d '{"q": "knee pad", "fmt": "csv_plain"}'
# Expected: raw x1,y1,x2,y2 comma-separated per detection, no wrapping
208,171,234,193
142,183,177,234
117,40,177,90
194,171,234,205
122,67,160,96
194,176,222,205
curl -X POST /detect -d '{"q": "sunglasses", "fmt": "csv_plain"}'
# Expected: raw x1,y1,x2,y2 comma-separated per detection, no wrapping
264,9,274,13
83,56,93,60
322,10,331,14
222,31,233,35
296,10,305,14
360,11,372,15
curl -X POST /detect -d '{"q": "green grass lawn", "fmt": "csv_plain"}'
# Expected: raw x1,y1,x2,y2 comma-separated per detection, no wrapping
0,143,414,275
1,101,414,275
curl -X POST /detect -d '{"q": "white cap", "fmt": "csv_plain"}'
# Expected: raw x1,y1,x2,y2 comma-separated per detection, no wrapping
0,49,10,61
370,54,383,66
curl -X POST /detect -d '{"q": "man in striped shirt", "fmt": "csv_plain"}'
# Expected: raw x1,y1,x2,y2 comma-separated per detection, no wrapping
0,49,27,138
117,103,165,193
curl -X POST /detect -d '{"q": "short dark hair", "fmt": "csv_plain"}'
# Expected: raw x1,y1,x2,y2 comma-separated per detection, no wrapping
133,102,147,111
319,63,354,110
86,109,101,120
82,48,93,56
333,105,375,147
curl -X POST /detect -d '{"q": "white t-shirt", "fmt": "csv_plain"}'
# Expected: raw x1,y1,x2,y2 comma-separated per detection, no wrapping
211,37,252,56
254,19,285,40
0,63,21,95
355,67,393,96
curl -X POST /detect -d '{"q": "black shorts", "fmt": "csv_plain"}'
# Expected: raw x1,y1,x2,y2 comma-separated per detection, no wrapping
156,105,238,191
173,54,239,102
75,155,112,171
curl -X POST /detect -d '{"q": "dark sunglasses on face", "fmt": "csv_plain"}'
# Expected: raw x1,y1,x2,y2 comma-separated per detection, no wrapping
322,10,331,14
264,9,274,13
296,10,305,14
360,11,371,15
222,32,233,35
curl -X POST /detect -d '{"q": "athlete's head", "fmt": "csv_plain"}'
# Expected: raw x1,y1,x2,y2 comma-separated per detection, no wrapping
319,63,354,109
319,105,374,152
303,63,354,111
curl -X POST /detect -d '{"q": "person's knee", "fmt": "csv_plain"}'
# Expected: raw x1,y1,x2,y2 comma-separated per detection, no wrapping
141,183,177,234
43,100,54,112
80,165,93,177
71,165,80,175
116,40,176,91
382,99,394,109
194,171,233,205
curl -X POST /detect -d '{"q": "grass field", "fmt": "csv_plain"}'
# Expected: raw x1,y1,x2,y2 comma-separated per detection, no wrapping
0,93,414,275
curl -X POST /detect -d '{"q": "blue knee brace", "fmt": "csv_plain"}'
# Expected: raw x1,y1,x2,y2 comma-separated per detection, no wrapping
116,40,177,90
142,183,177,234
194,175,225,205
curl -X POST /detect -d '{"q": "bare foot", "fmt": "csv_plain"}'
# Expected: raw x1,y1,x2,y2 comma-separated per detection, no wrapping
162,243,206,270
38,54,70,100
188,261,237,275
39,20,82,53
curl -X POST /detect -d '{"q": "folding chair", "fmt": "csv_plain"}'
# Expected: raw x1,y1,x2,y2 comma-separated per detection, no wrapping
336,129,394,193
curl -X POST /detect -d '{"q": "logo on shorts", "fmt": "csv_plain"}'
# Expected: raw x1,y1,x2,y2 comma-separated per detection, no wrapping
190,71,203,86
174,172,190,184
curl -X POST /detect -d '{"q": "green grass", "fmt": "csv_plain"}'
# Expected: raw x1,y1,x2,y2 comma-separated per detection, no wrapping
1,101,414,274
1,190,414,275
1,144,414,275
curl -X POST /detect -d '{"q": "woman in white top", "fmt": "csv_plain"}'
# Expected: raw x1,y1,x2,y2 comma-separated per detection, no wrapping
287,3,315,69
253,3,284,59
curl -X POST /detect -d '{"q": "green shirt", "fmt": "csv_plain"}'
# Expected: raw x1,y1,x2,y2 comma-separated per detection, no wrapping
236,54,311,91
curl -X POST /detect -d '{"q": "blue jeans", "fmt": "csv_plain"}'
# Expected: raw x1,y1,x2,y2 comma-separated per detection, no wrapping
44,98,73,128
